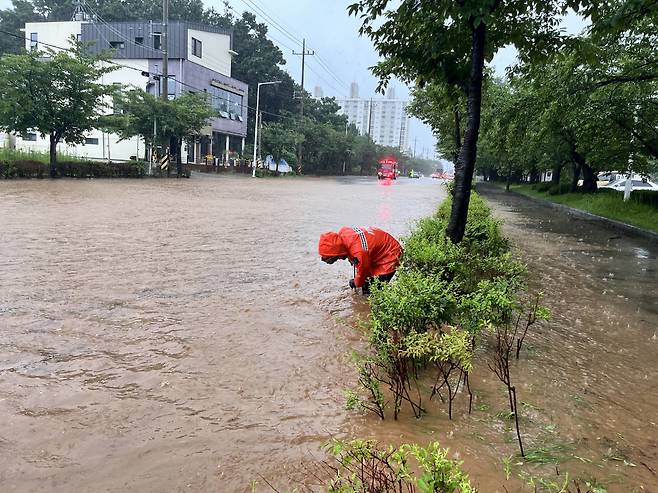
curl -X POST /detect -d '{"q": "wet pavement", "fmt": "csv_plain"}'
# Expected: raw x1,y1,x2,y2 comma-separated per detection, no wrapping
0,177,656,492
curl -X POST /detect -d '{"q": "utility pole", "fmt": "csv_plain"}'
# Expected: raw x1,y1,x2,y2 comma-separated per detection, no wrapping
292,38,314,173
258,111,263,163
342,121,348,175
161,0,168,101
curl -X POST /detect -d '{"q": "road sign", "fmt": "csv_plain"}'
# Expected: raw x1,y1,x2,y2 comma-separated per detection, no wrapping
160,154,170,170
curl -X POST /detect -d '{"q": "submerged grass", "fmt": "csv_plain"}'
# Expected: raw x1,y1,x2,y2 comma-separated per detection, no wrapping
509,184,658,233
521,443,576,464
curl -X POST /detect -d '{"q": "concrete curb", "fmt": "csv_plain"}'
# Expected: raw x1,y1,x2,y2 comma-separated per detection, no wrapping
477,184,658,244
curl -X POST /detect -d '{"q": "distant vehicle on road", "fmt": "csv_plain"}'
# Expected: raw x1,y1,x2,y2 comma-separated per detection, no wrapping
431,171,453,180
408,170,421,178
377,157,398,180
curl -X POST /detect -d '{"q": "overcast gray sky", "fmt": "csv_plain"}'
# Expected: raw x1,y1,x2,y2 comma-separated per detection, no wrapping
0,0,588,161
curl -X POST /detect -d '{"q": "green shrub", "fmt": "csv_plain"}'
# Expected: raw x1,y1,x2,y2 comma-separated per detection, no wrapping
548,183,570,195
535,182,552,193
598,187,658,209
325,439,476,493
369,271,456,336
346,191,540,422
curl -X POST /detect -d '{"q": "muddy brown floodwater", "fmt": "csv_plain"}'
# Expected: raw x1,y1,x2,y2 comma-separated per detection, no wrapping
0,176,441,492
0,177,656,493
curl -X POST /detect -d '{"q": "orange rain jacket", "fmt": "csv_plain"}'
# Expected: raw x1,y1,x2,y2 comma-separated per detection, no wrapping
318,227,402,288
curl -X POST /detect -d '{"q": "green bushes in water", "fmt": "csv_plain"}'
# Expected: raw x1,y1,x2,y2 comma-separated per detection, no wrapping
347,192,547,455
325,439,476,493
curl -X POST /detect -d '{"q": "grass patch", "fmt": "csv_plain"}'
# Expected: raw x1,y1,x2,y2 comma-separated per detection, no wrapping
510,184,658,234
0,147,82,163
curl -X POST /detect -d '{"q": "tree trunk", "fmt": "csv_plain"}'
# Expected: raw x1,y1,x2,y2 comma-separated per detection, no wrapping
453,106,461,165
570,146,586,192
446,21,486,243
570,162,581,192
176,137,183,176
49,133,58,178
581,162,597,193
551,161,564,186
505,161,512,192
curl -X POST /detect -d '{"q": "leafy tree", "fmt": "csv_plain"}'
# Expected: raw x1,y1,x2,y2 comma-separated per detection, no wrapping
103,88,215,173
260,121,303,167
0,42,115,175
408,84,465,166
349,0,585,242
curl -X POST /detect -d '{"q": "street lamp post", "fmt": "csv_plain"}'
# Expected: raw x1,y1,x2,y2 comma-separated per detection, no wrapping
252,81,281,178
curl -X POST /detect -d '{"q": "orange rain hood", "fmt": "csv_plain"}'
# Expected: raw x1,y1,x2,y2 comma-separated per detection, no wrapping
318,232,348,257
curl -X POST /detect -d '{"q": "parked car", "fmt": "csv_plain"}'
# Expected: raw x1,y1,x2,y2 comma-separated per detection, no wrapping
600,177,658,192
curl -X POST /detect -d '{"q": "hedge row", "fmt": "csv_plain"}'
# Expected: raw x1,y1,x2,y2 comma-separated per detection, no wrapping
0,159,147,179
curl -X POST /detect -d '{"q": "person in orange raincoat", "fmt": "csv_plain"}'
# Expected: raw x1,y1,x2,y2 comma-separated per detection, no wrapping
318,226,402,294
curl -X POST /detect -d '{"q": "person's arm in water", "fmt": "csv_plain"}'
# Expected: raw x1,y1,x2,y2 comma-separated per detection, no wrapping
351,248,372,288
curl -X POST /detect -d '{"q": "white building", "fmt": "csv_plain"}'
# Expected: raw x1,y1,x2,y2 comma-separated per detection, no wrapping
9,17,247,163
336,83,410,150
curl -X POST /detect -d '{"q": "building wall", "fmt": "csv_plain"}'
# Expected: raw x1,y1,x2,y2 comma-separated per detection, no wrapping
150,59,248,138
338,98,410,150
24,21,83,52
80,21,233,62
187,28,232,77
16,20,245,161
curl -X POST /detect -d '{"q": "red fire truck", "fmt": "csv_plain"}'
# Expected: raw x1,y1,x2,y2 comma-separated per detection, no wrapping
377,157,398,180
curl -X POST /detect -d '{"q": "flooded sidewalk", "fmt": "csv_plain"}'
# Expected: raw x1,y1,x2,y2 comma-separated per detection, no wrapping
473,185,657,490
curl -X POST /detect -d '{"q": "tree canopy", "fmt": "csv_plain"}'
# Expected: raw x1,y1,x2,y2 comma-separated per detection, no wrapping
0,41,116,174
349,0,585,243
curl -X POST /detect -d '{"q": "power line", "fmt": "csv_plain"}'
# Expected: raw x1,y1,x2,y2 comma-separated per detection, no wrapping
245,0,350,92
82,2,234,77
0,28,299,124
225,0,349,95
238,0,302,46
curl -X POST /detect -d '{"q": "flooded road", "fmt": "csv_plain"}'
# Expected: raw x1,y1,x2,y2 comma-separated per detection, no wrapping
1,177,656,492
0,176,442,492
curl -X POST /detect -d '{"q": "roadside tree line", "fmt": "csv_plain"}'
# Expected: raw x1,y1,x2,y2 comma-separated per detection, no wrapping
407,0,657,196
348,0,656,242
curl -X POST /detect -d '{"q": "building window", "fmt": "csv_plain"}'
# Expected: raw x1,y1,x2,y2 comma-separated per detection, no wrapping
24,132,37,141
30,32,38,50
135,36,144,45
192,37,202,58
209,85,243,117
153,33,161,50
167,75,176,100
109,41,125,49
113,82,124,114
85,137,99,145
76,33,82,42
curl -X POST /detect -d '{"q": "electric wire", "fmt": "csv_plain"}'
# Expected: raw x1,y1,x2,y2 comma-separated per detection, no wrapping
225,0,350,96
82,1,234,76
0,28,299,123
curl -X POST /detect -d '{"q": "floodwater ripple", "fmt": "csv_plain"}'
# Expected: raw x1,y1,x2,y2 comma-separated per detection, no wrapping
0,176,442,492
